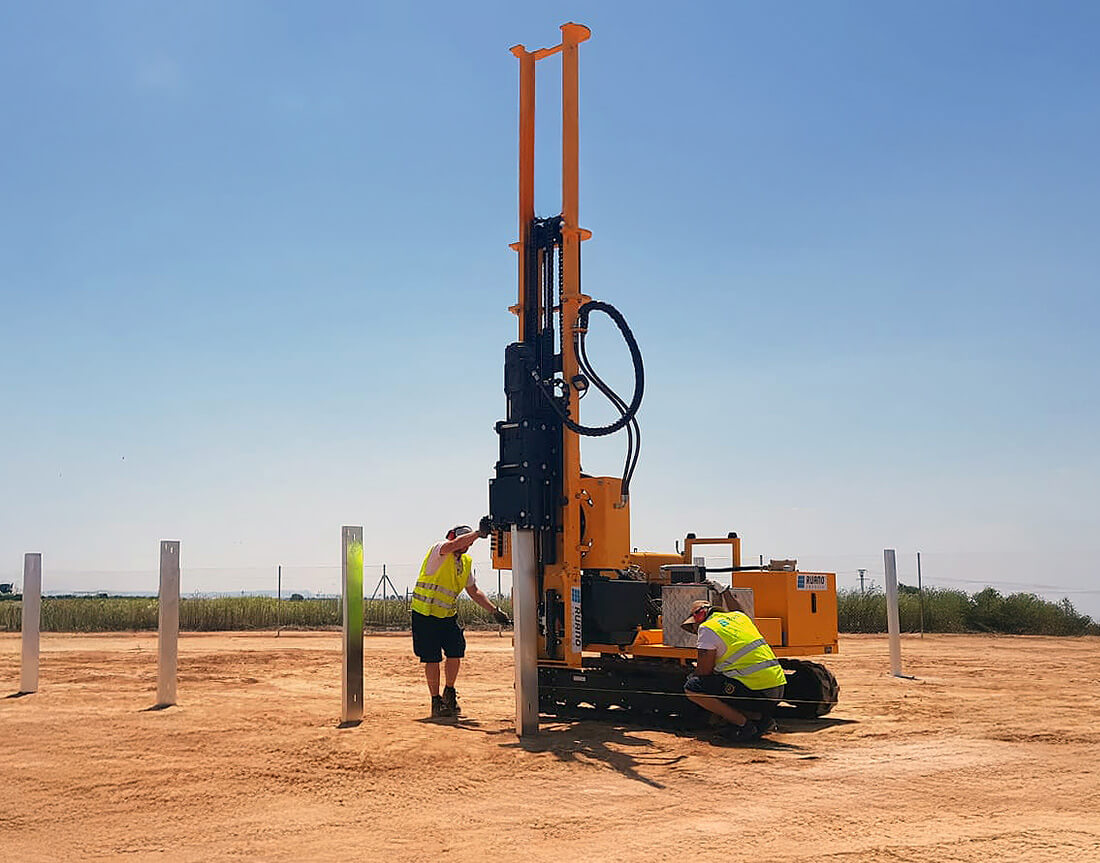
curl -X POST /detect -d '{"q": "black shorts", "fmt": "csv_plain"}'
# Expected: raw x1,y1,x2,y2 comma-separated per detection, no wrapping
411,611,466,663
684,674,785,718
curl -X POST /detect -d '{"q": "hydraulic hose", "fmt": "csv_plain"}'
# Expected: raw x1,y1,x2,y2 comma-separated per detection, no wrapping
579,333,640,495
537,300,644,438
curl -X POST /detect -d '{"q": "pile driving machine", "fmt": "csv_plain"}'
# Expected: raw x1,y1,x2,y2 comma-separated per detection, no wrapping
488,23,839,723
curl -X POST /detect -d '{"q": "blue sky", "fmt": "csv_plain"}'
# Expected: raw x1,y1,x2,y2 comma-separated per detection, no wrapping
2,3,1098,615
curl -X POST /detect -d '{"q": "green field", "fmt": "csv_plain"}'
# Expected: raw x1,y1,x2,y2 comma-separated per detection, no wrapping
0,587,1095,635
0,596,511,633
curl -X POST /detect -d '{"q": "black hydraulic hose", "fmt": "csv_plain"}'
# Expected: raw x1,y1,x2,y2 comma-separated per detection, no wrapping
582,331,642,493
578,332,640,494
536,300,644,438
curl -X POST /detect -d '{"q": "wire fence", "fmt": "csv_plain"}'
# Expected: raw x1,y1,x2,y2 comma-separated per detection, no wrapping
0,558,515,633
0,561,511,602
1,555,1097,636
0,595,513,633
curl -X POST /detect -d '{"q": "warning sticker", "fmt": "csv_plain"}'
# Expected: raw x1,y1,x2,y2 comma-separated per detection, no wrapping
797,574,828,591
570,586,583,652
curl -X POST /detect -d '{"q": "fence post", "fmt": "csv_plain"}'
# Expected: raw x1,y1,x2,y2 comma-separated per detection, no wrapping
20,553,42,694
157,541,180,707
916,551,924,638
341,526,364,724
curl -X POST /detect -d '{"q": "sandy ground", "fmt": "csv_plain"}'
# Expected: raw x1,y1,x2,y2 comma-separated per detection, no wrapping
1,631,1098,862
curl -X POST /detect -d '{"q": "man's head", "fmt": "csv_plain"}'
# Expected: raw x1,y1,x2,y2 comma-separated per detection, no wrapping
446,525,473,541
680,600,714,634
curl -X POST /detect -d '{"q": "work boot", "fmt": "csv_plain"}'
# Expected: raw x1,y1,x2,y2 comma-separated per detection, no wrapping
431,695,453,718
443,685,461,715
754,717,778,737
720,721,761,742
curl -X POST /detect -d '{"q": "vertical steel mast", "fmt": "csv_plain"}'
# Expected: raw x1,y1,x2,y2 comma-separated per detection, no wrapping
492,23,592,669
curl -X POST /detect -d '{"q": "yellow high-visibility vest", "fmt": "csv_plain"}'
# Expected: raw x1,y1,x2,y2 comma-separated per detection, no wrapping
700,611,786,690
411,547,472,618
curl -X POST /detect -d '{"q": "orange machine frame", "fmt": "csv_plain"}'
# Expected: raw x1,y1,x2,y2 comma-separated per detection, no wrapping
503,23,593,669
494,23,839,669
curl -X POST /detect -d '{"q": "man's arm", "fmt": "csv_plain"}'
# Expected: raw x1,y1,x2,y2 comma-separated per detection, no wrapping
438,530,481,557
467,582,511,625
465,582,498,614
695,648,717,676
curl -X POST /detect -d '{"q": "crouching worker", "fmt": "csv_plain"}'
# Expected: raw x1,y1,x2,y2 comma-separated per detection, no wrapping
413,519,510,718
681,600,786,741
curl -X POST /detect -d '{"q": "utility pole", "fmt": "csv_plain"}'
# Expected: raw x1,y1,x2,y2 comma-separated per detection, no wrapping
916,552,924,638
276,564,282,637
858,569,867,594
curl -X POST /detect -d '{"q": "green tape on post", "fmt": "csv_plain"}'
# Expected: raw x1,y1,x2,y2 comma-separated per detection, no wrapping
342,526,364,723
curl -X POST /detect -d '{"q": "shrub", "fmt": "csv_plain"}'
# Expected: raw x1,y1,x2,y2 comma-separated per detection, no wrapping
837,587,1098,636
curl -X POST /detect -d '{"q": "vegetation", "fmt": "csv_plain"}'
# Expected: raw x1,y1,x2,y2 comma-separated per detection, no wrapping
838,586,1099,636
0,595,512,633
1,588,1093,636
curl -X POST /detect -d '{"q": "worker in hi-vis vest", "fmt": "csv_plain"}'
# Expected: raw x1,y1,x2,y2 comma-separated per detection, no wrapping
681,599,786,741
412,518,510,718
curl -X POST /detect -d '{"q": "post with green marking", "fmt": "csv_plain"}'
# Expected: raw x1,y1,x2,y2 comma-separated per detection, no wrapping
342,526,364,723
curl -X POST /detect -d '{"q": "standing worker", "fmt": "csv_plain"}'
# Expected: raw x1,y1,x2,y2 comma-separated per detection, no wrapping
412,518,510,718
681,599,786,741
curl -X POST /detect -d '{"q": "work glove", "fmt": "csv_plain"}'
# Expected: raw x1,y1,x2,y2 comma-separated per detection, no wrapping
492,606,511,626
478,515,493,538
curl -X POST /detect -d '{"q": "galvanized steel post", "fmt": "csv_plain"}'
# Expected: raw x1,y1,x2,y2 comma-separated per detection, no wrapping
20,553,42,694
884,548,904,677
157,541,180,706
511,527,539,737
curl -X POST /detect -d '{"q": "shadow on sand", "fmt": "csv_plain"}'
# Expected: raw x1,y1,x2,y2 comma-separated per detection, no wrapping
500,719,687,788
410,707,850,785
414,715,484,729
776,715,858,734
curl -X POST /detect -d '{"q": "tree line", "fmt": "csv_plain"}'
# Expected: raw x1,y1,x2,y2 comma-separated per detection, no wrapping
838,585,1099,636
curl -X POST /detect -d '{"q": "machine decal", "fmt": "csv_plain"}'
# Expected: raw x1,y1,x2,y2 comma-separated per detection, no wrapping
571,586,583,652
797,574,828,591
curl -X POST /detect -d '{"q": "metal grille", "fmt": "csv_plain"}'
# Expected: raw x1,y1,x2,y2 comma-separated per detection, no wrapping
727,588,756,620
662,585,757,648
661,585,710,648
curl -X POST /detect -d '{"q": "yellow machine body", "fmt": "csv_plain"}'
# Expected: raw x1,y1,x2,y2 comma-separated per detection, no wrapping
493,495,840,662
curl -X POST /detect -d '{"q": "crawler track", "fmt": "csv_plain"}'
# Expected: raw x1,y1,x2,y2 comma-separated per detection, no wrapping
538,656,840,725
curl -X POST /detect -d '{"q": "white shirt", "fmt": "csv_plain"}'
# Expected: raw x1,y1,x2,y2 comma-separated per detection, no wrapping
696,625,724,654
424,543,477,590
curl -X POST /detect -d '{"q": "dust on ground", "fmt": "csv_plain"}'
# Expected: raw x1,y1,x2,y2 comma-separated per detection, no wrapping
2,631,1098,862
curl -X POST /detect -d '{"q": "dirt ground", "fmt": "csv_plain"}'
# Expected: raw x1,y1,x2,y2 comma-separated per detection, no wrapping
1,632,1098,862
